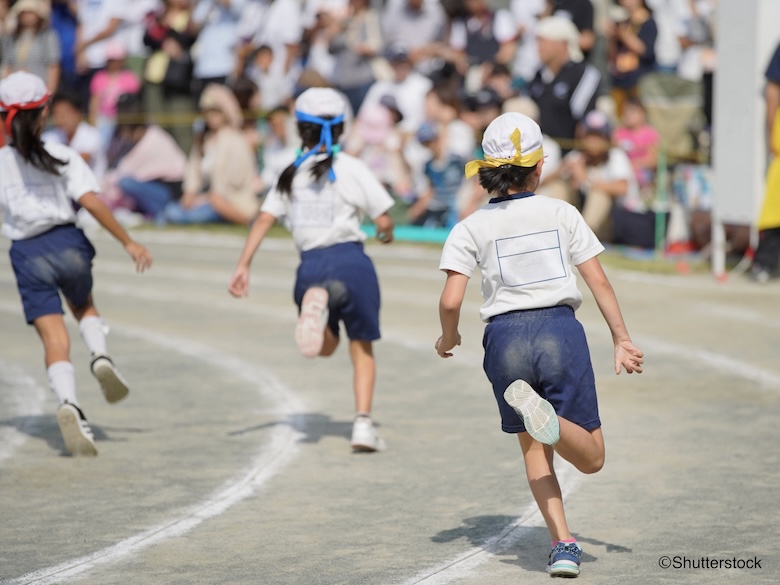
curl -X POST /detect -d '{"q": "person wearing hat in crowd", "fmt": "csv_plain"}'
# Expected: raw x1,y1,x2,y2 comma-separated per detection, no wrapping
561,109,641,242
228,87,395,453
1,0,61,91
528,15,601,154
163,83,259,225
0,72,153,456
434,110,643,578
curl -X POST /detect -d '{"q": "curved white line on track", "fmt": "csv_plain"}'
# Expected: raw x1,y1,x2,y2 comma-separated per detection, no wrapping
4,319,305,585
0,360,47,464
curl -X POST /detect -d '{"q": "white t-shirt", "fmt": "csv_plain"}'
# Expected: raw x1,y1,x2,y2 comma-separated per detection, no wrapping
360,72,433,134
0,143,101,240
510,0,545,82
261,153,394,252
78,0,125,69
43,122,107,180
439,195,604,322
238,0,303,76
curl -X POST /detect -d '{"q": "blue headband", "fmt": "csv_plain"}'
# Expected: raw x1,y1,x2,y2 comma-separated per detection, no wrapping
293,111,345,181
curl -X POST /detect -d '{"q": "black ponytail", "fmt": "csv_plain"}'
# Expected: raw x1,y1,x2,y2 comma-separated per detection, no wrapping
276,119,344,197
6,108,65,175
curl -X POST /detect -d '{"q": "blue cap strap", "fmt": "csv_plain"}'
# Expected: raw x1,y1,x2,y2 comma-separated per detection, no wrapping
292,111,345,181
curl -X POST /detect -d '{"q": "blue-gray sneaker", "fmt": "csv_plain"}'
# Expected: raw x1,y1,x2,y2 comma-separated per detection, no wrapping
503,379,560,445
547,541,582,577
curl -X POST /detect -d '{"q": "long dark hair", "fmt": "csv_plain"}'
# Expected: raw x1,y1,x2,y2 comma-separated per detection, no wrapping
3,108,65,175
477,163,538,198
276,118,344,197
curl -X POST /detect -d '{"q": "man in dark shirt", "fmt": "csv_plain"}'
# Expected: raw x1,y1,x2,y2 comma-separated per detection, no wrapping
529,15,601,151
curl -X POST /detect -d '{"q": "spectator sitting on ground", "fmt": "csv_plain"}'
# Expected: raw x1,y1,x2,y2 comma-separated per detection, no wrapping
164,83,260,225
103,93,188,224
43,91,107,179
561,109,641,241
245,44,294,112
613,96,659,192
1,0,61,91
407,122,466,229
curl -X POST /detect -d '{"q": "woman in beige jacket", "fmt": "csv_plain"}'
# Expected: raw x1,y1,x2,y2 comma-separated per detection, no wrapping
164,83,259,225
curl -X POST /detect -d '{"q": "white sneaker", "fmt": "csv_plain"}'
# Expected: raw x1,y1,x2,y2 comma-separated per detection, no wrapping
295,287,329,358
91,354,129,403
350,416,386,452
57,402,98,456
503,379,560,445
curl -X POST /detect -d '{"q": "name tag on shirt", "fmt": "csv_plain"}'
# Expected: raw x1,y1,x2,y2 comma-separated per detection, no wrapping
495,229,567,287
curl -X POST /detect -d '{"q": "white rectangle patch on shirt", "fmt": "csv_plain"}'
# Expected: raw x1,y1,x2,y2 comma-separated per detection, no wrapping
495,230,567,287
289,190,335,228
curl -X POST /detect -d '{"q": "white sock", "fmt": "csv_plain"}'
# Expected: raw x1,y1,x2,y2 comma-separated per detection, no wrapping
79,316,107,356
48,361,79,407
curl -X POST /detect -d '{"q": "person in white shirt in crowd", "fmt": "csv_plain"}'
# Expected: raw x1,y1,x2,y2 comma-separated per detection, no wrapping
380,0,446,76
675,0,716,128
244,44,294,111
646,0,682,73
0,72,153,457
359,45,432,140
74,0,127,103
191,0,247,95
258,104,298,193
300,0,348,82
43,91,107,180
510,0,545,89
235,0,303,85
560,109,641,241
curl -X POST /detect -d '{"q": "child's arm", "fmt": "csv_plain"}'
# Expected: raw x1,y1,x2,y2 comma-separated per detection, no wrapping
374,212,394,244
436,270,468,358
407,187,433,221
576,256,643,374
228,211,276,297
77,192,152,272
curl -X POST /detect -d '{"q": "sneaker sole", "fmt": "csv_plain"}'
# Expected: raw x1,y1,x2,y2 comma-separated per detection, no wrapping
351,438,386,453
56,407,98,457
550,560,580,577
92,358,129,403
504,380,560,445
295,287,329,359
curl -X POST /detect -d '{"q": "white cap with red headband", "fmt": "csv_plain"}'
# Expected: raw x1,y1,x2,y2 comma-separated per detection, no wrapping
0,72,51,138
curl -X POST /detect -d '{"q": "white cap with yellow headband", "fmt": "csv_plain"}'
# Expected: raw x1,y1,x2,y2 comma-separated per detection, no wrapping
465,112,544,180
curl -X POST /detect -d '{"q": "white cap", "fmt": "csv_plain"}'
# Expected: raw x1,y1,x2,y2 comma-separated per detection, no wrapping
0,71,49,112
465,112,544,178
295,87,346,118
536,16,583,64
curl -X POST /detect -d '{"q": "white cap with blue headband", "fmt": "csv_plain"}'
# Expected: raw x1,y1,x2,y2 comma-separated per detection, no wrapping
293,87,347,181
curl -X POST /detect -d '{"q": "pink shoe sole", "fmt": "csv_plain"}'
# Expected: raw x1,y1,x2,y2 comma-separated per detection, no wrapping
295,287,329,358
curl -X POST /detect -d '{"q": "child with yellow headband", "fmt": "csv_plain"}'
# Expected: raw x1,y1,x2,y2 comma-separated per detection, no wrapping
435,112,644,577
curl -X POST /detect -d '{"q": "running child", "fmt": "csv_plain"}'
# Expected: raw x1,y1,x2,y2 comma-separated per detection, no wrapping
0,72,153,457
435,112,644,577
228,87,395,453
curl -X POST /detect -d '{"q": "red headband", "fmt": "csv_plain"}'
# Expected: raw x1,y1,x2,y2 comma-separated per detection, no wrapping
0,93,50,137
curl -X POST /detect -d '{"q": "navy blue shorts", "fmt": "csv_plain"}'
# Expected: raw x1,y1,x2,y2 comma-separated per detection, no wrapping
9,224,96,324
294,242,381,341
482,305,601,434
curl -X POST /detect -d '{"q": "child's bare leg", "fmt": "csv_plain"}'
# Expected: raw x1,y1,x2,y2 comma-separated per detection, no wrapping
67,294,99,322
319,327,340,357
33,314,71,366
519,433,572,542
555,422,605,475
349,340,375,414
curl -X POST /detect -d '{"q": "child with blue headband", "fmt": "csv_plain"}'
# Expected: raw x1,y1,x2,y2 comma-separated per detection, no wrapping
435,112,644,577
229,87,395,453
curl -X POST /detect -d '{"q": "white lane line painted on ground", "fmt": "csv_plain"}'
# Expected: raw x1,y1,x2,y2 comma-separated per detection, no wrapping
0,360,48,464
696,302,780,330
400,463,581,585
5,322,305,585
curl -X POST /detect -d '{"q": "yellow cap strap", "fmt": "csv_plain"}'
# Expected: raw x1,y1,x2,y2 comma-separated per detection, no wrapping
464,128,543,179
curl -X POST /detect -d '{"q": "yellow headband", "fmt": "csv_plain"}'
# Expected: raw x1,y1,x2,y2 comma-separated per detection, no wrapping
464,128,544,179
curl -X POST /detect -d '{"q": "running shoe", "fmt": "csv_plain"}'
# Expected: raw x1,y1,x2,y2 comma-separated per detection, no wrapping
91,354,129,403
295,287,330,358
350,415,386,452
548,541,582,577
503,379,560,445
56,402,98,456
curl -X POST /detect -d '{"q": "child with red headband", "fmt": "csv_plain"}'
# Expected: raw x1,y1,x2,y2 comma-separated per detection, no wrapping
0,72,153,457
435,112,644,577
228,87,395,453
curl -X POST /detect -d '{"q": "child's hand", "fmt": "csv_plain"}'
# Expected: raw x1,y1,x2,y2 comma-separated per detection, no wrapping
228,266,250,298
125,242,153,273
376,228,394,244
614,339,644,374
435,333,461,358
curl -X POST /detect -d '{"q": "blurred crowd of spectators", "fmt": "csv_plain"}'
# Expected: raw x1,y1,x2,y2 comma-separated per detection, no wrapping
0,0,726,249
